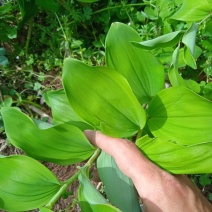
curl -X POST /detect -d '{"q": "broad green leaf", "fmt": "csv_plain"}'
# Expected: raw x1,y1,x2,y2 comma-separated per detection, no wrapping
62,58,146,138
1,107,96,165
136,135,212,174
171,0,212,21
44,89,82,124
17,0,38,27
77,0,99,2
132,31,183,50
36,0,59,12
39,207,53,212
106,22,164,103
184,79,201,93
97,151,141,212
147,86,212,145
0,155,61,211
168,45,185,86
78,168,121,212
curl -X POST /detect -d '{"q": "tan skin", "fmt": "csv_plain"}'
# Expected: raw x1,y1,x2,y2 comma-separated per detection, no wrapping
84,130,212,212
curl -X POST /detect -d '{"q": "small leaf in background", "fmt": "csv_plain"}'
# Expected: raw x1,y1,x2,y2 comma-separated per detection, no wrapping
1,107,96,165
44,89,83,124
136,135,212,174
0,155,61,211
0,47,7,56
147,86,212,145
106,22,164,103
171,0,212,22
36,0,59,12
0,55,9,66
132,30,183,50
199,174,212,186
78,168,121,212
0,97,12,107
77,0,99,2
62,58,146,138
97,151,141,212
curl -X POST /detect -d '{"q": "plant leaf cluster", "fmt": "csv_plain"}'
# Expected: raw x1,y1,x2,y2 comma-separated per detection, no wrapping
0,0,212,211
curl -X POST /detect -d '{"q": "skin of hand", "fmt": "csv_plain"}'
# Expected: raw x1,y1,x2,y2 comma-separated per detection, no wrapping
84,130,212,212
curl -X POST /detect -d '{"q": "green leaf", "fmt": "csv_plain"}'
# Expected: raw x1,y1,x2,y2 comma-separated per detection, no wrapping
44,89,82,124
0,155,61,211
17,0,38,27
182,23,199,55
132,31,183,50
36,0,59,12
0,97,12,107
171,0,212,22
78,168,121,212
106,22,164,103
182,23,199,69
1,107,96,165
0,2,13,15
147,86,212,145
168,45,185,86
136,135,212,174
184,79,201,93
39,207,54,212
62,58,146,138
97,151,141,212
77,0,99,2
183,46,197,69
0,47,6,56
0,55,9,66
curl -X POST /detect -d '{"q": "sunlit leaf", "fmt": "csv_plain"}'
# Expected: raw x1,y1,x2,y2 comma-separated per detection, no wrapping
183,46,197,69
0,155,60,211
78,168,121,212
97,151,141,212
136,135,212,174
1,107,96,165
62,58,146,138
168,45,185,87
44,89,82,124
106,22,164,103
171,0,212,21
132,31,183,50
147,86,212,145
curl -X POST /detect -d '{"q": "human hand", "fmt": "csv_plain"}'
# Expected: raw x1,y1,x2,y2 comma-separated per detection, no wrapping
84,130,212,212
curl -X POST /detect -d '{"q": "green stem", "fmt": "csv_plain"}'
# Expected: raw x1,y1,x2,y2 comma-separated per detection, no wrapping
45,148,101,209
198,13,212,25
136,129,142,140
25,18,33,58
92,3,150,15
13,99,42,109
